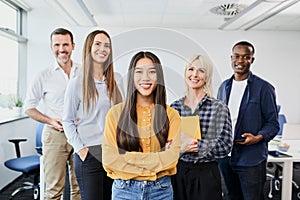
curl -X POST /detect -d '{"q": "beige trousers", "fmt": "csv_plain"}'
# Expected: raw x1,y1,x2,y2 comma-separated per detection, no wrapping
42,126,81,200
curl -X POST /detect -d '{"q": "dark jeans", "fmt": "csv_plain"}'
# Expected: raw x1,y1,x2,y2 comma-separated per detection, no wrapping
74,148,113,200
172,160,222,200
218,156,266,200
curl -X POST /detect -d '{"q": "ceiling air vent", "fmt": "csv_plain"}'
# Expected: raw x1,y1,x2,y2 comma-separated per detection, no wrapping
210,3,247,21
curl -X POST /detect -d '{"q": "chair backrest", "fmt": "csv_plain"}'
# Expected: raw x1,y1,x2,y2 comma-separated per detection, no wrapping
282,123,300,140
277,114,287,136
35,122,44,155
277,105,281,113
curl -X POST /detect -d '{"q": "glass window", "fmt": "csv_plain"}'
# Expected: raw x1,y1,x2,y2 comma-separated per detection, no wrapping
0,1,17,33
0,0,27,121
0,35,18,106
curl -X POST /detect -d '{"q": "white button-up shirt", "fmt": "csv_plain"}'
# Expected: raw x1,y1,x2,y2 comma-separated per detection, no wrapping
24,61,81,119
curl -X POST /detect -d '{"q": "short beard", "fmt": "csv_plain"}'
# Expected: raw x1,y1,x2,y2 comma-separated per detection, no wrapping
57,57,70,65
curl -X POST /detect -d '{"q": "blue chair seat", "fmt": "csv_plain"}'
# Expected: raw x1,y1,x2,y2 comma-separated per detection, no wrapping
3,123,44,199
5,155,40,174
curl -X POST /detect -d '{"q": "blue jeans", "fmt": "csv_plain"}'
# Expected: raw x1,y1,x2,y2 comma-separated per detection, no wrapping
112,176,173,200
218,156,266,200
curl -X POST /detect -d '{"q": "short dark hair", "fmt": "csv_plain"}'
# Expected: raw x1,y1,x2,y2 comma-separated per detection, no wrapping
232,41,255,54
50,28,74,44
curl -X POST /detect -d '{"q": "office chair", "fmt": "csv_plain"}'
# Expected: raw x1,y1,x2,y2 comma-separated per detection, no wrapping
277,114,287,137
4,122,44,199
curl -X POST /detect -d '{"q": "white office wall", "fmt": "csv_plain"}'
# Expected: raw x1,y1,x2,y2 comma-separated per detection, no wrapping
26,2,300,123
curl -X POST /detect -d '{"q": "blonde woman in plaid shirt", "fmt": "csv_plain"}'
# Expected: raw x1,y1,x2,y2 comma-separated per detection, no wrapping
170,55,232,200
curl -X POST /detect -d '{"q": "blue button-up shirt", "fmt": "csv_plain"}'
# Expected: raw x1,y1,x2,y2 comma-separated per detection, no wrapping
217,72,279,166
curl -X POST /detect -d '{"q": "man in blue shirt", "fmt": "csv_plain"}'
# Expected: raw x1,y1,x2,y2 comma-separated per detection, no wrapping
217,41,279,200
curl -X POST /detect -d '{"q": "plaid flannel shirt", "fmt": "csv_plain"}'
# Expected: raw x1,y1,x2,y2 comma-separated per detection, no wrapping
170,95,232,163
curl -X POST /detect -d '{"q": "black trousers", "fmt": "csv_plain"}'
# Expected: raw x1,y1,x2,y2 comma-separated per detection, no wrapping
74,146,113,200
172,160,222,200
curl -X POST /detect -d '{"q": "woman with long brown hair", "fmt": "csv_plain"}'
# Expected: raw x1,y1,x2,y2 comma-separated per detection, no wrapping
62,30,123,200
102,51,181,200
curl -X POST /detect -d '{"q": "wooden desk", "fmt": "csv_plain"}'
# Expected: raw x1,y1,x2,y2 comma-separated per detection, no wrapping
268,139,300,200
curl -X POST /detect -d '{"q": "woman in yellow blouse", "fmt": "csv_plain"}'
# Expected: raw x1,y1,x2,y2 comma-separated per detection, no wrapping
102,51,181,200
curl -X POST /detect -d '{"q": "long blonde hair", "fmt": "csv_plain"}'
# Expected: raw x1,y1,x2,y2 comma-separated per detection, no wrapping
184,55,213,97
82,30,122,111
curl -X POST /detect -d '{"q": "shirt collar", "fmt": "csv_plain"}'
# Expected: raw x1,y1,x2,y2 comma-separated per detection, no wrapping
52,60,79,73
230,71,253,82
181,95,210,110
52,61,61,71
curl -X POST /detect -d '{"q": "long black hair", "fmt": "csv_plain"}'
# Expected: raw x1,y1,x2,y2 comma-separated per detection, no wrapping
116,51,169,152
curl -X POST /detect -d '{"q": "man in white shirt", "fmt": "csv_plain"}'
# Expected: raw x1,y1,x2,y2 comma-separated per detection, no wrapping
24,28,81,200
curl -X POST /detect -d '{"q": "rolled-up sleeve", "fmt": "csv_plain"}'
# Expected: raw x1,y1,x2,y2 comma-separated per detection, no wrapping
24,73,43,111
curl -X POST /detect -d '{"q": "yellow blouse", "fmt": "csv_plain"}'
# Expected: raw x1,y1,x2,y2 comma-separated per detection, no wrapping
102,102,181,181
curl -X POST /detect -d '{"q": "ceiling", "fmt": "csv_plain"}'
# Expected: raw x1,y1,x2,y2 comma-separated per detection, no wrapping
27,0,300,31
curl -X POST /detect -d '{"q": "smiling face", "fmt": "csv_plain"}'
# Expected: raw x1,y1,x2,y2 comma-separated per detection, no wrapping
91,33,111,65
231,44,255,81
185,59,207,90
134,57,158,102
51,34,74,66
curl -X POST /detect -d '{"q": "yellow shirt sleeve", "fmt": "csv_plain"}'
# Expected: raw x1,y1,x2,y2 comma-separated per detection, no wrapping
102,105,152,177
102,104,181,180
124,106,181,171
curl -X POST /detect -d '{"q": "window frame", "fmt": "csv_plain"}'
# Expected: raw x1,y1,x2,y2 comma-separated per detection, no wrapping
0,0,28,122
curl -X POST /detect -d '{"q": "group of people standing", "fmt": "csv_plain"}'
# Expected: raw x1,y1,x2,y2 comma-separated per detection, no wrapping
24,27,279,200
